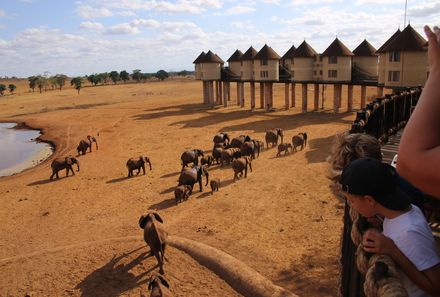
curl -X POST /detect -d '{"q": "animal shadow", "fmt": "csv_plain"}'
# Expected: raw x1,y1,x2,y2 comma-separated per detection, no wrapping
160,171,180,178
75,246,153,297
106,174,143,184
27,178,56,186
148,198,176,210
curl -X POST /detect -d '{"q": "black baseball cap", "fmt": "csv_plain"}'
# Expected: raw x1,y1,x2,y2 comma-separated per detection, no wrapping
340,158,411,210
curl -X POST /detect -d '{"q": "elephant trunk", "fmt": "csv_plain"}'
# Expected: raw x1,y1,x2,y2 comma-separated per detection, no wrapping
244,161,248,178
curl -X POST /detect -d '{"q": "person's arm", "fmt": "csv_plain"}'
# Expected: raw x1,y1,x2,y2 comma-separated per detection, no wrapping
397,25,440,198
363,228,440,295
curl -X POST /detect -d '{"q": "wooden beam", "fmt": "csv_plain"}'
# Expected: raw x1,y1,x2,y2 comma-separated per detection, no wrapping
347,84,353,112
302,83,308,113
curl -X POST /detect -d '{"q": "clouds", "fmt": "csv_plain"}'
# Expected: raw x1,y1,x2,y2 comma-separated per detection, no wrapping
0,10,5,17
408,1,440,17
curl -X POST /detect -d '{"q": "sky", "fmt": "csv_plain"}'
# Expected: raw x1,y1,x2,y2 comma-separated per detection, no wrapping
0,0,438,77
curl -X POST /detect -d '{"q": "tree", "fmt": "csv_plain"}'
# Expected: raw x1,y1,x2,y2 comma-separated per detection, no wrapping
28,76,39,92
155,70,169,81
0,84,6,96
8,84,16,94
132,69,142,83
36,76,46,93
87,74,100,86
97,72,109,84
178,70,190,76
109,71,120,84
71,77,83,94
55,74,67,91
120,70,129,83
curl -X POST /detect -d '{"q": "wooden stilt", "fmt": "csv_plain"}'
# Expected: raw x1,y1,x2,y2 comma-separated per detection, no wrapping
215,81,219,104
227,82,231,101
313,84,319,111
361,85,367,108
240,82,245,108
236,82,240,106
347,84,353,112
285,83,290,110
377,86,384,97
250,82,255,110
333,84,340,113
260,82,264,109
291,83,296,107
218,81,223,105
302,83,308,113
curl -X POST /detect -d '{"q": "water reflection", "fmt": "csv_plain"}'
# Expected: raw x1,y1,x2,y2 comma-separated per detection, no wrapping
0,123,53,177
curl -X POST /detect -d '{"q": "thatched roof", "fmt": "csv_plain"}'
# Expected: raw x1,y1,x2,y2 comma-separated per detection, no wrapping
292,41,318,57
193,51,206,64
353,39,377,56
322,38,354,56
254,44,281,60
241,46,258,60
227,50,244,62
281,45,296,60
382,24,427,52
376,29,401,53
201,50,224,63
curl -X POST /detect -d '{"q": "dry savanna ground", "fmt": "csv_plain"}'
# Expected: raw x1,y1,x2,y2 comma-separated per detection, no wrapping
0,79,379,297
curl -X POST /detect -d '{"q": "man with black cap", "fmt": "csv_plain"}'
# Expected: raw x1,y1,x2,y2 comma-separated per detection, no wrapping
340,158,440,297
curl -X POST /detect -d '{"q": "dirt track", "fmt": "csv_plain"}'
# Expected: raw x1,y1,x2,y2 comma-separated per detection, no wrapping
0,80,375,296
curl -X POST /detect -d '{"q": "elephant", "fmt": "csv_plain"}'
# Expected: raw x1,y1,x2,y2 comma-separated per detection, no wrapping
148,274,173,297
212,147,224,165
180,149,204,170
126,156,152,177
77,135,98,155
139,212,168,275
240,140,261,160
232,157,253,182
213,133,230,145
221,148,240,167
277,143,292,156
292,132,308,152
230,135,252,148
210,178,220,195
200,156,214,168
213,141,229,149
50,156,80,180
178,165,209,194
265,128,284,148
174,185,192,204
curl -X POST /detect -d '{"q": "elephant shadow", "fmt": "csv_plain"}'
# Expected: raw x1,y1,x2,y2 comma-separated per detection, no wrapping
148,198,176,210
160,171,180,179
106,174,144,184
75,246,153,297
27,178,57,186
159,186,176,195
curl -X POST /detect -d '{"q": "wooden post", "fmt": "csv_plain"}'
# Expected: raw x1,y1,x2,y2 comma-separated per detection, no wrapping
202,81,207,105
227,82,231,101
250,82,256,110
218,81,223,105
313,84,319,111
291,83,296,107
347,84,353,112
236,82,240,106
377,86,384,97
338,85,342,108
223,82,228,107
333,84,340,113
361,85,367,108
240,82,245,108
260,82,265,109
269,83,274,109
215,81,219,104
285,83,290,110
302,83,308,113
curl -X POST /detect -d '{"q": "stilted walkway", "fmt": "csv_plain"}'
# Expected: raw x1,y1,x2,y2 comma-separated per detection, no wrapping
381,130,440,239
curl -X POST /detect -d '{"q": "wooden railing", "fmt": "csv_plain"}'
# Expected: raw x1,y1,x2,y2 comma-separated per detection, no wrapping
349,87,422,143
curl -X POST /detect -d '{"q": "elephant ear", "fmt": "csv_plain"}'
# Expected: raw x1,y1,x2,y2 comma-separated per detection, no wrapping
65,157,72,165
139,215,148,229
151,211,164,223
157,275,170,288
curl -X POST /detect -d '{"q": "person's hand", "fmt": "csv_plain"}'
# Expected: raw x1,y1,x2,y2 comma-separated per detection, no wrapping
362,228,396,255
424,25,440,71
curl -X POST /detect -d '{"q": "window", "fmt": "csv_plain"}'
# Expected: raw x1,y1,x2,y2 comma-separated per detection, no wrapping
260,71,269,78
389,51,400,62
314,70,317,75
319,56,323,62
260,59,268,66
329,56,338,64
291,58,294,65
319,70,323,75
388,71,400,82
328,70,338,78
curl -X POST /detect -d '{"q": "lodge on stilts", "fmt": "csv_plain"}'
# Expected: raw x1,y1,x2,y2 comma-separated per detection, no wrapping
193,24,429,113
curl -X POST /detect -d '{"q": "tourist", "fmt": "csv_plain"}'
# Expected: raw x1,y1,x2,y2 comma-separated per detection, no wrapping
398,25,440,198
340,158,440,296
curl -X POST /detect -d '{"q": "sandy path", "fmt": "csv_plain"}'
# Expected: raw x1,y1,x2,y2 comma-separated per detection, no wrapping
0,80,372,296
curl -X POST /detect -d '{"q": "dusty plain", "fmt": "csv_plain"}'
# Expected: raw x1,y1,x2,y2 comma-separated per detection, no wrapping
0,79,378,296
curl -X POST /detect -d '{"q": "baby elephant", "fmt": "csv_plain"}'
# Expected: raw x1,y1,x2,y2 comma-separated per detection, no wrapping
174,185,191,204
292,132,308,152
126,155,152,177
210,178,220,195
277,143,292,156
200,156,214,168
232,156,252,182
139,212,167,274
148,274,173,297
